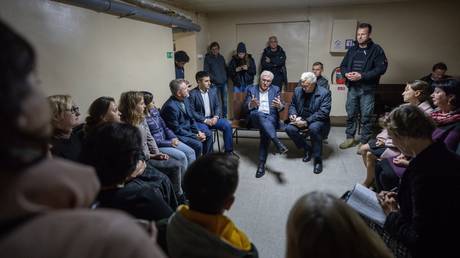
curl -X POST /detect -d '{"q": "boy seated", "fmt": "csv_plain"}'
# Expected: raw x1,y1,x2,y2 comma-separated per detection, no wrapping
166,153,258,258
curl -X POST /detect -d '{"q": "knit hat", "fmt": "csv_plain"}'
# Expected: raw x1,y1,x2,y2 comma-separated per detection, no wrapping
237,42,246,54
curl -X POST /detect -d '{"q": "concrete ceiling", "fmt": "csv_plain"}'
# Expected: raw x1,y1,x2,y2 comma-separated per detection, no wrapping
156,0,417,12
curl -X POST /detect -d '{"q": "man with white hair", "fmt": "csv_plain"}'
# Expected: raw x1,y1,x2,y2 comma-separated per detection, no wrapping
244,70,287,178
285,72,331,174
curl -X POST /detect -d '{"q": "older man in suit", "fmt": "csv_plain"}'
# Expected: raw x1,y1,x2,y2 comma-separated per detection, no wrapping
161,79,213,158
285,72,331,174
189,71,237,157
244,70,287,178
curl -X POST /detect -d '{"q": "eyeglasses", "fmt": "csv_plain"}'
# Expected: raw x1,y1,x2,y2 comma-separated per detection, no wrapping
66,106,80,114
261,79,272,83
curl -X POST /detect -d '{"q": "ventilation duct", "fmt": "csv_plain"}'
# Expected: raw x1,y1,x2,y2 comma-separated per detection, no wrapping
53,0,201,32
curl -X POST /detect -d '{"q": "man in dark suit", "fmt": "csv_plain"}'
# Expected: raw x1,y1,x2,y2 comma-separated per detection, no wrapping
161,79,213,158
285,72,331,174
189,71,237,157
244,70,288,178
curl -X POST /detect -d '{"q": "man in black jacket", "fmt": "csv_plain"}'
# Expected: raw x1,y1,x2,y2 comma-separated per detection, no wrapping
261,36,287,89
339,23,388,152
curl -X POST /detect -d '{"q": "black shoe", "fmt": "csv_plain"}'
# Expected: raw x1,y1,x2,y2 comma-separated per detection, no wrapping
302,150,312,162
255,163,266,178
313,159,323,174
274,139,288,154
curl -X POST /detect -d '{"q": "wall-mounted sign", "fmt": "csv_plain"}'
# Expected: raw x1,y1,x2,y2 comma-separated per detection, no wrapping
345,39,354,49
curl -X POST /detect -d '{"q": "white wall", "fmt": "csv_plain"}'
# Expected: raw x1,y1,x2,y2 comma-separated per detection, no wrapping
207,0,460,84
173,12,210,86
0,0,175,114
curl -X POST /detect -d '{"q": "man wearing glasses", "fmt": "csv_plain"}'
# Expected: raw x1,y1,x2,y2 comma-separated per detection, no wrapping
244,70,287,178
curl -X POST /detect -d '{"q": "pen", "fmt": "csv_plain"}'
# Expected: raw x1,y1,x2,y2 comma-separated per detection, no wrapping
389,187,398,192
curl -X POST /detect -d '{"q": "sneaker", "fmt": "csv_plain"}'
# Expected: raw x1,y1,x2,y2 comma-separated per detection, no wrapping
356,143,363,155
339,138,357,149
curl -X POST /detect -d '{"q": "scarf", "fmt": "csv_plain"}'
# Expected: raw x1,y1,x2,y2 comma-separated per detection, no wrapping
431,109,460,125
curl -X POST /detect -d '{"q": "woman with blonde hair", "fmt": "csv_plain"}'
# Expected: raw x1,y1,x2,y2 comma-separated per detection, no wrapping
286,192,392,258
48,94,84,161
119,91,186,203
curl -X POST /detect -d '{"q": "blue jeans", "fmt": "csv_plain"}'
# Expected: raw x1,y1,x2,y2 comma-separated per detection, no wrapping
212,83,228,118
175,142,196,166
345,85,375,144
285,122,327,160
233,84,249,93
159,142,195,177
196,118,233,153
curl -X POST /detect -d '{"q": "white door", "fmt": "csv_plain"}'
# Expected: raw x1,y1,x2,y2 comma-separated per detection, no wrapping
236,21,309,84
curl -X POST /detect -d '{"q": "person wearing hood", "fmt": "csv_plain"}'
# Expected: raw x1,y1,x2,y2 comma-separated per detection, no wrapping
260,36,287,89
228,42,256,93
204,42,229,118
0,19,166,258
339,23,388,153
166,153,258,258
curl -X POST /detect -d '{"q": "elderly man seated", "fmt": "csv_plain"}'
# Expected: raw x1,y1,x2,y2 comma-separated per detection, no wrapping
285,72,331,174
244,70,287,178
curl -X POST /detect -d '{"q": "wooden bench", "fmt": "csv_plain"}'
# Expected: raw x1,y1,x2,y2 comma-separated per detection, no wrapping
231,92,293,143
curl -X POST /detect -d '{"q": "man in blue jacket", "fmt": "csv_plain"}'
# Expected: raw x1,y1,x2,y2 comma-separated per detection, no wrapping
189,71,237,158
285,72,331,174
244,70,287,178
339,23,388,152
204,42,228,118
161,79,213,158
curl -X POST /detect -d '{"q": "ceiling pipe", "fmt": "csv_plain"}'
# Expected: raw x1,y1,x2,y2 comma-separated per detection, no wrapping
53,0,201,32
120,0,193,23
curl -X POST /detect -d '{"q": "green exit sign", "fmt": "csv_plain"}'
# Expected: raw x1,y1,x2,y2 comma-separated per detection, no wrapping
166,51,173,59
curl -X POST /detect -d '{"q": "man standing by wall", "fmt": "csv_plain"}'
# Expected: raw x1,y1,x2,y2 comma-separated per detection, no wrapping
204,42,228,118
339,23,388,152
311,62,330,90
174,50,189,79
261,36,287,90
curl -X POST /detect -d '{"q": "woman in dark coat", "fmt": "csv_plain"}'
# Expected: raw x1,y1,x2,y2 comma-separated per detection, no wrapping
378,105,460,258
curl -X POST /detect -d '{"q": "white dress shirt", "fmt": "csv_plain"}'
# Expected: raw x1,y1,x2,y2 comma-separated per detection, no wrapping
258,90,270,114
200,88,211,118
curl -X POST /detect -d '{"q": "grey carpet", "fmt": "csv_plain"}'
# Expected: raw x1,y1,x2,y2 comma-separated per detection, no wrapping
220,126,365,258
